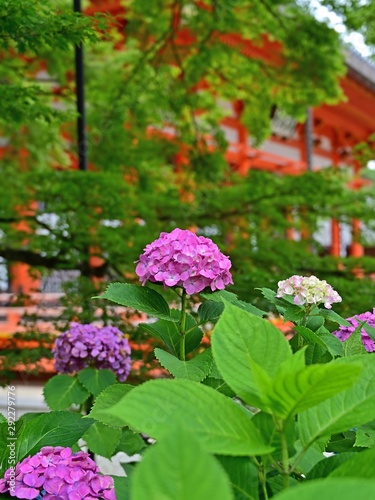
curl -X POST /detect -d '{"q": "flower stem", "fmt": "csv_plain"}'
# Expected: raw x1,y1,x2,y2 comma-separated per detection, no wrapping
296,305,313,349
179,289,187,361
279,425,290,489
256,460,269,500
85,395,95,461
296,331,303,350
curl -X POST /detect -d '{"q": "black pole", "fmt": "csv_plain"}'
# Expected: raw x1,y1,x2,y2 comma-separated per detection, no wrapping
305,107,313,172
74,0,87,171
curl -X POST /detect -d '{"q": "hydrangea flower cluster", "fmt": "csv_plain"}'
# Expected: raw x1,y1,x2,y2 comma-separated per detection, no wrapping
0,446,115,500
276,275,342,309
135,228,233,295
54,323,131,382
333,309,375,352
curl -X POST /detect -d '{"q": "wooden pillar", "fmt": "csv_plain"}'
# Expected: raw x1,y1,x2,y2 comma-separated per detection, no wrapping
350,217,364,277
298,122,309,171
330,132,341,257
348,163,364,258
297,120,312,243
330,219,341,257
233,101,249,175
238,123,248,175
349,218,364,257
9,263,39,294
10,205,40,294
305,108,313,171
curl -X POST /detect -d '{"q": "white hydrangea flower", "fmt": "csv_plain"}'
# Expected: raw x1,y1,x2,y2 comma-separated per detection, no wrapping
276,275,342,309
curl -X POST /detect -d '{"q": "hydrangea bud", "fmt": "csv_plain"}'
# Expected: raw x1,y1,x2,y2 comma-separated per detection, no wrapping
54,323,131,382
276,275,342,309
135,228,233,295
333,309,375,352
0,446,116,499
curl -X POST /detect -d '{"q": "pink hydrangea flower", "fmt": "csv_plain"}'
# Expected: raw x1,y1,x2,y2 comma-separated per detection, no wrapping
0,446,116,499
276,275,342,309
333,309,375,352
54,323,131,382
135,228,233,294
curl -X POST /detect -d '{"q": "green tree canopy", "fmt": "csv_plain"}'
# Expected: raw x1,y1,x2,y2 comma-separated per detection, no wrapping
1,0,375,317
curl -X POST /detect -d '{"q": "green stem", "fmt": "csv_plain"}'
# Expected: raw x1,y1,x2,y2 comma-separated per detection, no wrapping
278,422,290,489
269,456,284,474
289,443,311,475
253,457,269,500
296,305,313,349
184,319,206,335
274,417,290,489
260,468,269,500
296,330,303,350
179,289,187,361
85,395,95,461
302,305,313,326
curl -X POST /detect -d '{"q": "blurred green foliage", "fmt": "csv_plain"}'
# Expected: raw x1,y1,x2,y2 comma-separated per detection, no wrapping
1,0,375,327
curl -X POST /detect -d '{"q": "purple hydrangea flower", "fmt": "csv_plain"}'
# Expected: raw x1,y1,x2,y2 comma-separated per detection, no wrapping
276,275,342,309
54,323,131,382
135,228,233,295
0,446,116,499
333,309,375,352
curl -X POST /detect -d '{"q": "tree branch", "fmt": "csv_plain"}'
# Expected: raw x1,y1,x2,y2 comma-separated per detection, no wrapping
0,248,69,268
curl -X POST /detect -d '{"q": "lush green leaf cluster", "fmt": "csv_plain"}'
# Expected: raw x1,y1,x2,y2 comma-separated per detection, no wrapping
0,0,101,125
2,1,375,341
3,278,375,498
89,282,375,499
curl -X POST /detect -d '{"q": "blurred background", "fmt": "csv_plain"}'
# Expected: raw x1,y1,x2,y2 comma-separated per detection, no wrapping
2,0,375,403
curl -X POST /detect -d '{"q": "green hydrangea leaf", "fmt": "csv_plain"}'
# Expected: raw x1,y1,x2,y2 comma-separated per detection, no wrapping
329,447,375,479
272,479,375,500
96,283,176,321
154,347,213,382
140,311,203,356
83,421,121,459
0,412,94,475
77,368,117,397
212,302,292,408
88,384,134,427
131,424,234,500
217,455,259,500
198,300,224,323
43,374,90,410
299,355,375,447
100,379,273,456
